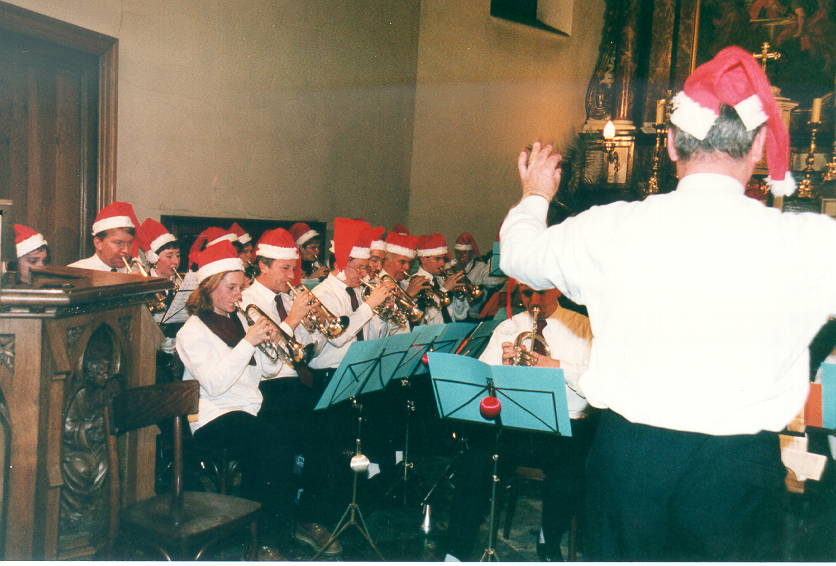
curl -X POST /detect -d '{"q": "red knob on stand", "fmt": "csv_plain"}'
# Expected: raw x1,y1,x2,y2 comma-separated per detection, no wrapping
480,396,502,420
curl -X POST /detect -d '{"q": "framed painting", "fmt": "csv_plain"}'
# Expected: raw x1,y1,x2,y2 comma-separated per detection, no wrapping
678,0,835,106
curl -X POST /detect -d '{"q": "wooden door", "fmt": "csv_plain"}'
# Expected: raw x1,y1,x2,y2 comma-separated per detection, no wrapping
0,2,118,266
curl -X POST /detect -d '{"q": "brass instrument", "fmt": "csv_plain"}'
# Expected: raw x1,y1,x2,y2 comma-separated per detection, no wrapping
361,275,424,328
512,306,551,366
288,284,349,338
123,257,170,313
234,301,313,366
411,274,451,311
439,262,485,302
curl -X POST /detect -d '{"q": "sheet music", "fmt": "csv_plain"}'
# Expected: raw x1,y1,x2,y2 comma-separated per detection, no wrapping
157,270,198,324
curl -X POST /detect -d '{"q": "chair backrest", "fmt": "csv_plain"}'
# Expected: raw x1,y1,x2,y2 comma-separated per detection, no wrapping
106,380,199,534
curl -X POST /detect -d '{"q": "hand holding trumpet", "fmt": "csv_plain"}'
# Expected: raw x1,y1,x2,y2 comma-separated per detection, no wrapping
285,286,319,330
364,277,396,309
244,316,278,348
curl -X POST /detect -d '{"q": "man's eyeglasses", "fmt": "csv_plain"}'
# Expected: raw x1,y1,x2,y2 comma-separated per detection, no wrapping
346,262,370,274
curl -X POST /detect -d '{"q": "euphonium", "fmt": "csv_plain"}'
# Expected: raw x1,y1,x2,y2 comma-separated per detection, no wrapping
288,284,349,338
234,301,313,366
123,257,170,313
361,275,424,328
512,306,551,366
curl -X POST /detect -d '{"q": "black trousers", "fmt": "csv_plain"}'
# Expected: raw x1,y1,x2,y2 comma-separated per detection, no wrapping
584,410,787,561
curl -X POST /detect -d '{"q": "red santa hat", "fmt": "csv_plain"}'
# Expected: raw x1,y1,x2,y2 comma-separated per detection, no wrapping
14,224,47,258
332,217,372,272
385,231,418,259
370,226,387,251
670,45,794,196
290,222,320,247
91,201,139,235
193,240,245,283
188,227,238,269
391,223,411,235
255,228,301,286
454,232,482,262
417,233,449,259
138,218,176,264
228,222,252,245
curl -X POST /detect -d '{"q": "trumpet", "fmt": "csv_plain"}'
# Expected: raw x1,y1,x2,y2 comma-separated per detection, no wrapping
512,306,551,366
234,301,313,367
361,275,424,328
439,263,485,302
287,284,349,338
123,257,170,313
411,274,451,311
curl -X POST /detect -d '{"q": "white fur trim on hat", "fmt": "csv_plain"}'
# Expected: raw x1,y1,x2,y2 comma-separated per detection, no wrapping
92,215,134,235
145,250,160,265
238,233,252,245
348,246,370,260
670,92,717,141
734,94,768,132
208,233,237,247
256,243,300,260
196,257,246,283
370,240,387,251
296,229,319,246
453,243,473,251
766,171,797,197
417,246,447,257
386,243,416,259
17,234,47,258
150,233,176,254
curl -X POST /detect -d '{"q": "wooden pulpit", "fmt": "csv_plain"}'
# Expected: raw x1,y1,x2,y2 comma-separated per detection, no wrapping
0,266,172,560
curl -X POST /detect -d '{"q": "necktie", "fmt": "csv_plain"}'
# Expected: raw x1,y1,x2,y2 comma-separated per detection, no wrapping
346,287,364,341
533,318,548,355
275,293,313,387
434,279,453,323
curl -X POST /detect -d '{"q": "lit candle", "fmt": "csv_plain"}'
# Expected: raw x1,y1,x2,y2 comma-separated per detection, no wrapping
603,120,615,140
812,98,822,123
655,99,666,124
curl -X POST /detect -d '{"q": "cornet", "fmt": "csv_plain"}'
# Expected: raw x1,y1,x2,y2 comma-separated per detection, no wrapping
512,306,551,366
411,275,451,311
234,301,313,367
361,275,424,328
123,257,170,313
288,284,349,338
439,263,485,302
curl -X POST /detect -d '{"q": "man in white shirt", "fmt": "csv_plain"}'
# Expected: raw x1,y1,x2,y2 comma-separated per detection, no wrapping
412,233,468,324
499,47,836,561
446,283,595,561
238,227,341,555
453,232,507,318
68,201,138,272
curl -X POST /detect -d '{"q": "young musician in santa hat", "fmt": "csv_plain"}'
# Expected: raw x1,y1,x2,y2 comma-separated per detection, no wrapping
367,226,387,279
412,233,468,324
500,46,836,561
175,240,287,549
69,201,139,272
453,232,506,318
12,224,48,284
137,218,181,280
290,222,329,283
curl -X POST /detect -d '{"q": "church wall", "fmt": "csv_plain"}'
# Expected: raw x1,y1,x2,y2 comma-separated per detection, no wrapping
407,0,605,251
5,0,421,233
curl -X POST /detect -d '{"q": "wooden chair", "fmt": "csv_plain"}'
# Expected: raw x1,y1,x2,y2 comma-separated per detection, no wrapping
105,380,262,560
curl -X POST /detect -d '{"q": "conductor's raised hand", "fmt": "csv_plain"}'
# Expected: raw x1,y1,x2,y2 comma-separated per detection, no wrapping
518,141,562,202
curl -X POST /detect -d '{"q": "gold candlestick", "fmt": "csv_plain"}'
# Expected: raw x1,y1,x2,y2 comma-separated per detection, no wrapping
797,121,820,199
645,122,666,198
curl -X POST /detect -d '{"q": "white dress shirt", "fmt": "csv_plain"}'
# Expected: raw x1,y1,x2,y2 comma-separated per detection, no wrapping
500,173,836,435
309,273,378,369
479,308,592,418
240,279,325,379
176,314,281,434
68,253,128,272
